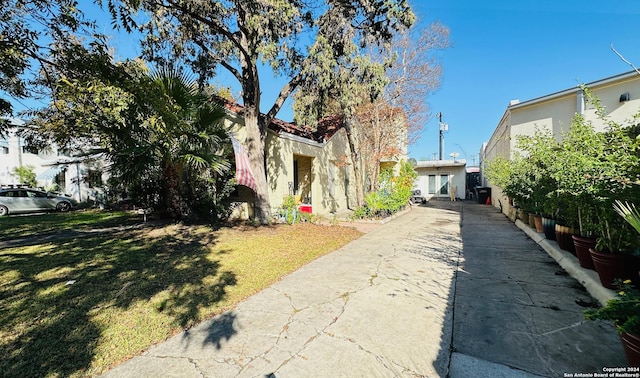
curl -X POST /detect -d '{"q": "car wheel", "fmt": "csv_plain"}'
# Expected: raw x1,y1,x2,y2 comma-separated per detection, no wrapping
0,205,7,216
57,201,71,212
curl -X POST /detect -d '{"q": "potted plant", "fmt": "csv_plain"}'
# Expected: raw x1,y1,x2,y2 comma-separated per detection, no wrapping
589,198,640,289
573,205,598,270
585,279,640,366
554,193,580,254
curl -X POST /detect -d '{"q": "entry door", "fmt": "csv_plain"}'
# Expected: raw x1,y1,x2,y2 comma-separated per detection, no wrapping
439,174,449,196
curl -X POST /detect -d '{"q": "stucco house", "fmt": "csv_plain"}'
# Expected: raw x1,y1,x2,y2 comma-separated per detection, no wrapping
482,70,640,213
221,98,407,219
413,159,466,202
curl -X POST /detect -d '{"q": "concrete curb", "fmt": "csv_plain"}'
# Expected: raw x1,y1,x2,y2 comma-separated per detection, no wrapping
514,219,616,306
335,204,413,225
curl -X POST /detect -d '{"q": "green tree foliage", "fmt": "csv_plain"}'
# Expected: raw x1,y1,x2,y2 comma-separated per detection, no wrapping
24,41,233,220
104,0,415,223
11,165,37,187
0,0,95,130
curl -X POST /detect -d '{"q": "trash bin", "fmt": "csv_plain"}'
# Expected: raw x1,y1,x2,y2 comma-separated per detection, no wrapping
475,186,491,204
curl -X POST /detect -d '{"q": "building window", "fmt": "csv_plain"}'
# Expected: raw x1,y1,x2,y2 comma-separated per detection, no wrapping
428,175,436,195
85,169,103,188
328,162,335,197
1,146,8,154
22,145,39,154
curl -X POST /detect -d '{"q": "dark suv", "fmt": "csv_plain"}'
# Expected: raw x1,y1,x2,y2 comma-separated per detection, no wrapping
0,188,77,216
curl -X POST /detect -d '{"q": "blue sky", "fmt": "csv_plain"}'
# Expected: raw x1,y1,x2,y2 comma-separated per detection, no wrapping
407,1,640,165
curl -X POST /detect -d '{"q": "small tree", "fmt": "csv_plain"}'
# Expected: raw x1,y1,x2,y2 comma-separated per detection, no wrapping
11,165,37,188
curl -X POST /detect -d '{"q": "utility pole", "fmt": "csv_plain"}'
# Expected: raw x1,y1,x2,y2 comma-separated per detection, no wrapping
438,112,448,160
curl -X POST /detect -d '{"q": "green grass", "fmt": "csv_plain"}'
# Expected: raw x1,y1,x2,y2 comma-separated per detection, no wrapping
0,215,362,377
0,210,142,239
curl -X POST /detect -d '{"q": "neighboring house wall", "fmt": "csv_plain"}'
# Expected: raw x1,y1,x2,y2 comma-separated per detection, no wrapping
483,70,640,214
413,160,466,201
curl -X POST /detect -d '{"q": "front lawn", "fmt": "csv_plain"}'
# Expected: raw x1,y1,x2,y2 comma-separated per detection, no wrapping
0,218,362,377
0,210,142,240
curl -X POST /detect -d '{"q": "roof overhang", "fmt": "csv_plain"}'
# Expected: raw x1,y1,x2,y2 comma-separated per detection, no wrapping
508,70,640,110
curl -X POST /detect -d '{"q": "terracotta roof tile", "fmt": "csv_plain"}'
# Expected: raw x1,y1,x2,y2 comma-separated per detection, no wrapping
215,96,343,143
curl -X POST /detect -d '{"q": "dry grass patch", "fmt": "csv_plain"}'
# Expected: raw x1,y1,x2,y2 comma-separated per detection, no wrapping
0,221,361,377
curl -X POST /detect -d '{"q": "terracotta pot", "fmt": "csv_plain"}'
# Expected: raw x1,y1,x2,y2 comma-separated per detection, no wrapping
534,215,543,232
555,225,577,254
542,217,556,241
620,332,640,367
572,235,596,270
528,213,536,228
590,248,640,289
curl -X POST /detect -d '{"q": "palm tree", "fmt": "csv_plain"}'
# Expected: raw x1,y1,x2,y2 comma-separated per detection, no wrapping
110,67,231,219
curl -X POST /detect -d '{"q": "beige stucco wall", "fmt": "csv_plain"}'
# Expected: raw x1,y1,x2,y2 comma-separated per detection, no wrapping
266,128,357,216
581,75,640,129
224,110,358,218
510,94,575,146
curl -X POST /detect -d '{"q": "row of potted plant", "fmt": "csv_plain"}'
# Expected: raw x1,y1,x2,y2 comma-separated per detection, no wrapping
485,86,640,366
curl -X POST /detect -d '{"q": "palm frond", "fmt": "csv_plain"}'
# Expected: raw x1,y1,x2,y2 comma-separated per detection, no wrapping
613,200,640,234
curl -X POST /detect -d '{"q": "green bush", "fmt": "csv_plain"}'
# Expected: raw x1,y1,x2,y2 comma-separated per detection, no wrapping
352,160,417,219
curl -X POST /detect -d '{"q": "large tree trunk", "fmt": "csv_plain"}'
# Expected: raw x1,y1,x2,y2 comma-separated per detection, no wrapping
240,47,272,224
243,109,271,224
343,115,365,207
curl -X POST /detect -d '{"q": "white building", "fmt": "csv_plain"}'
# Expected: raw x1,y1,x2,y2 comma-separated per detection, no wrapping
0,118,105,203
413,159,467,201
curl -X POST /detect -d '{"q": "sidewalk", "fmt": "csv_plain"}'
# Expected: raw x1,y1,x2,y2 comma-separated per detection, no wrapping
102,201,625,377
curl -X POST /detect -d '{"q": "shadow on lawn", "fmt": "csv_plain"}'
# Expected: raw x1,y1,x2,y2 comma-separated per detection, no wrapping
0,225,237,377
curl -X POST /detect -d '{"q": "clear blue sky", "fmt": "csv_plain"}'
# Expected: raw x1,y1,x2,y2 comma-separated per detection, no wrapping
407,0,640,165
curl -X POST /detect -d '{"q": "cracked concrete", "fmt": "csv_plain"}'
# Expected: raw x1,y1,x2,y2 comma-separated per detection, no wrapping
102,201,626,378
103,204,459,377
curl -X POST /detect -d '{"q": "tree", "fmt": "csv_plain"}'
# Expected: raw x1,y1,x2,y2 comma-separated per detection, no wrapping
24,40,232,219
104,0,415,223
355,100,405,192
379,21,449,145
11,165,37,187
0,0,95,132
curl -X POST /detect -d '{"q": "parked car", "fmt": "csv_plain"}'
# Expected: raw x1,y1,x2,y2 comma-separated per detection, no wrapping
0,188,78,216
411,189,427,204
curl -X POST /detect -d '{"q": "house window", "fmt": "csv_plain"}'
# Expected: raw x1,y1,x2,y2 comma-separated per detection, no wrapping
1,146,8,154
440,174,449,195
85,169,103,188
428,175,436,195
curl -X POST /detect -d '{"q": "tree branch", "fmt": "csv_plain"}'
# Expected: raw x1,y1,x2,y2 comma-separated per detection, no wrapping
160,0,253,65
611,43,640,76
264,73,303,125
